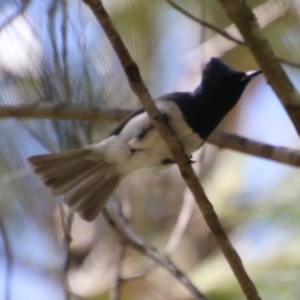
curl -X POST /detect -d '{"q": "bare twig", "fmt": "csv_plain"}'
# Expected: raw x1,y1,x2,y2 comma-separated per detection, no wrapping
83,1,261,299
165,0,244,44
2,103,300,168
17,119,58,152
217,0,300,138
277,57,300,70
166,0,300,69
0,0,31,31
0,103,130,121
121,264,157,281
208,131,300,167
58,201,74,258
48,0,62,80
165,185,194,257
103,205,208,300
0,218,12,300
58,200,74,300
165,150,205,257
110,241,125,300
61,0,72,104
110,199,126,300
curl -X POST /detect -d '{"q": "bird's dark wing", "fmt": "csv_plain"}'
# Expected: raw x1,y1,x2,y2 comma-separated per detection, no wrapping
107,95,185,139
107,107,145,137
107,97,170,138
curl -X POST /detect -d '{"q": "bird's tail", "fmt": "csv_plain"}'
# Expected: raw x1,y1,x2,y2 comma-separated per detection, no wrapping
28,148,121,221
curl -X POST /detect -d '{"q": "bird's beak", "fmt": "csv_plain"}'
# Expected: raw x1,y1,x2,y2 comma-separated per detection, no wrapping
245,70,262,80
240,70,262,83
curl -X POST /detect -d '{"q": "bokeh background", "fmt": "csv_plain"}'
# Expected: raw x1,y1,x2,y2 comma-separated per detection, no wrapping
1,0,300,299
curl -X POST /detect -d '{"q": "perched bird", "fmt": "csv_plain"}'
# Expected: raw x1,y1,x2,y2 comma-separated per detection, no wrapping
28,58,262,221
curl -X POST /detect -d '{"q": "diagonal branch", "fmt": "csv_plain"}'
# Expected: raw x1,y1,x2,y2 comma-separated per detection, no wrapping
103,204,208,300
217,0,300,138
166,0,300,69
0,218,12,300
110,241,125,300
165,191,194,256
83,1,261,299
0,103,130,121
165,0,244,44
207,130,300,167
0,0,31,31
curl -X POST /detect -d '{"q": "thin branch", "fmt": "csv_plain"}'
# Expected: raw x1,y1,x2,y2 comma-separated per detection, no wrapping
0,103,130,121
2,103,300,167
217,0,300,138
58,201,74,256
278,57,300,70
121,264,157,281
17,119,58,152
58,200,74,300
110,241,125,300
0,218,12,300
48,0,62,81
0,0,31,31
208,130,300,167
61,0,72,104
165,0,244,44
83,1,261,299
103,205,208,300
166,0,300,69
165,188,194,256
147,284,171,300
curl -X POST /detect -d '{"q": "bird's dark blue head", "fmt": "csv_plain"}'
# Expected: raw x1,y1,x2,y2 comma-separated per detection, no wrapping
198,58,261,109
175,58,262,139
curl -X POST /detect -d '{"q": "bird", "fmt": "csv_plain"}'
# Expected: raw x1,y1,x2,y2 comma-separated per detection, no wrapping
28,58,262,221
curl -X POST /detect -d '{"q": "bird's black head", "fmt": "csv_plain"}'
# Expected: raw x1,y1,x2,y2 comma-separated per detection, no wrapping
183,57,262,138
198,58,261,110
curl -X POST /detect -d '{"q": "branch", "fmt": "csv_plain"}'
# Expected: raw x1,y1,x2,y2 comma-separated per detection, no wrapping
0,0,31,31
58,200,74,300
165,192,194,256
0,103,130,121
217,0,300,138
61,0,72,104
103,205,208,300
120,264,156,281
278,57,300,70
208,131,300,167
166,0,300,69
2,103,299,168
83,1,261,299
165,0,244,45
110,241,125,300
0,217,12,300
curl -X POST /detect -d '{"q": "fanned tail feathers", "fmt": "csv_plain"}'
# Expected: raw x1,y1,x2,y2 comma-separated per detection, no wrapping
28,148,121,221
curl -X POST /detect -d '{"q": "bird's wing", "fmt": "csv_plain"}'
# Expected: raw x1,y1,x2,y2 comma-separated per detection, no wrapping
107,97,167,138
107,107,145,137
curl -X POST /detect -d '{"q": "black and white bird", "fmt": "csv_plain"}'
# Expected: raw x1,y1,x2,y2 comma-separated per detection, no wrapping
28,58,262,221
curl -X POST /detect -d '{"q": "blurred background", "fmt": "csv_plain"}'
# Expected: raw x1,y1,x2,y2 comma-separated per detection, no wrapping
1,0,300,299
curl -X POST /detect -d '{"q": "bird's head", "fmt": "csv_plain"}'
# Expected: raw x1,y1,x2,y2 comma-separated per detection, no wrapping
200,57,262,107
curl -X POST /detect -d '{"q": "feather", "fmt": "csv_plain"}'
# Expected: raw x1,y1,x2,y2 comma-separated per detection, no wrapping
28,148,121,221
77,176,120,221
28,58,262,221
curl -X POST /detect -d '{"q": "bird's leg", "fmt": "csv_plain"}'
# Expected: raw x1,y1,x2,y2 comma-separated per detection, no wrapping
153,113,169,123
187,154,196,164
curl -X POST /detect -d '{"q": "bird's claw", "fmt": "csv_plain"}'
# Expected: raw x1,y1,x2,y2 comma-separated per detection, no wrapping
187,155,196,164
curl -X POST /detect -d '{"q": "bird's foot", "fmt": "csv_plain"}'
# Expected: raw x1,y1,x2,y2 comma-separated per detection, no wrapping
154,113,169,123
187,154,196,164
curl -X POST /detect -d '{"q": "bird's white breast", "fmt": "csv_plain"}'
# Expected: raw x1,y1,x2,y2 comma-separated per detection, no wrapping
90,101,203,174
